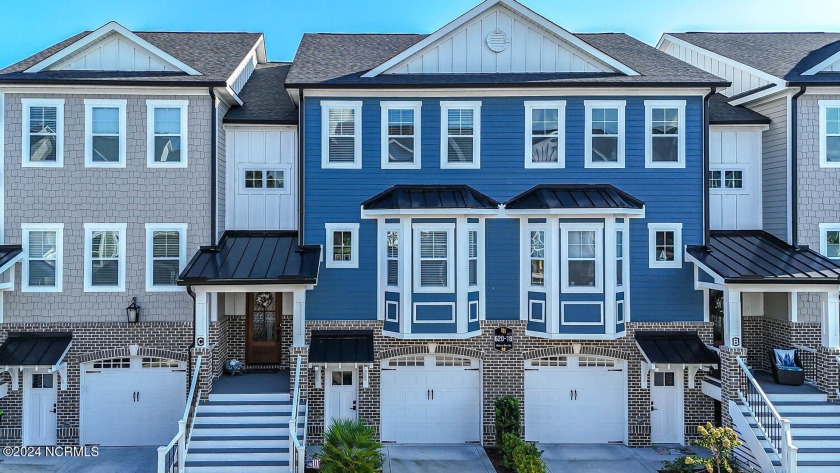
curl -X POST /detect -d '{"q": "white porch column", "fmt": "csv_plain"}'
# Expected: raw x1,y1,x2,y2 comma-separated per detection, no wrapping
724,288,742,348
822,288,840,349
456,217,468,334
293,288,306,347
194,289,210,348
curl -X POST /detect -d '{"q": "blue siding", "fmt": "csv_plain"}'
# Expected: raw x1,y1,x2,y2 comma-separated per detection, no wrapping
304,95,705,324
384,292,400,333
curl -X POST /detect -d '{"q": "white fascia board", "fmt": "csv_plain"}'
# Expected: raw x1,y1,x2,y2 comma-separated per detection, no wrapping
226,35,265,87
726,283,840,294
25,21,201,75
709,124,770,133
684,252,725,285
305,87,712,98
363,0,638,77
803,50,840,75
729,84,789,107
184,284,315,293
0,252,23,277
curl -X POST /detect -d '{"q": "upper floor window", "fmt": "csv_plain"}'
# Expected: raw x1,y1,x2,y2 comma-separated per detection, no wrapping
85,99,126,167
386,229,399,287
585,100,625,168
561,225,603,293
819,223,840,260
145,224,187,292
616,229,624,288
322,101,362,169
84,223,127,292
325,223,359,269
645,100,686,168
414,225,454,292
147,100,188,168
21,98,64,168
709,169,745,190
648,223,683,268
381,102,421,169
525,101,565,168
241,167,290,194
529,228,546,287
440,101,480,169
468,228,479,286
21,223,63,292
819,101,840,168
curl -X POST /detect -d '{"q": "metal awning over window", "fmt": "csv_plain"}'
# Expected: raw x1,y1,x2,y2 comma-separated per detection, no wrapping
0,332,72,391
635,331,718,389
309,331,374,364
0,245,23,290
504,184,645,216
361,185,499,216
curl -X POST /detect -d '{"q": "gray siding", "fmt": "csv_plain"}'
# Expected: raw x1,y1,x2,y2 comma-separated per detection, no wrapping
3,93,212,323
216,100,230,238
752,96,789,241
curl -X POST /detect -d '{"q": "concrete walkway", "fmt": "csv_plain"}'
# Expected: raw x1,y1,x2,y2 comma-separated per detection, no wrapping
382,445,494,473
0,447,156,472
541,444,691,473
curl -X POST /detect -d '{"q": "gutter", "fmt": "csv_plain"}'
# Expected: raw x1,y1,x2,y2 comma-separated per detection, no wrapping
186,286,197,390
283,80,731,90
209,87,217,245
0,79,228,87
791,86,807,247
297,88,305,244
703,87,717,246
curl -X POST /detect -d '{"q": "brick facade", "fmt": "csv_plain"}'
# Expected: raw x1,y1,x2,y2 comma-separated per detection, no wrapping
742,315,821,376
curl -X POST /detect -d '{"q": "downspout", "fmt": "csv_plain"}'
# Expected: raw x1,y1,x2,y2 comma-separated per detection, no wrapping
703,87,717,246
791,86,806,247
297,89,305,244
209,87,218,245
187,286,197,388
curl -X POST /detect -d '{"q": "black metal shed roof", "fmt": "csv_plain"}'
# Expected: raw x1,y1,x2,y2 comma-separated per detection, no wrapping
708,94,771,125
178,231,320,286
0,245,22,268
686,231,840,283
0,332,72,366
362,185,499,210
505,184,645,210
309,331,374,364
635,331,719,365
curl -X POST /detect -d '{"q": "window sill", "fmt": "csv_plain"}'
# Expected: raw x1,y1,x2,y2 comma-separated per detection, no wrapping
21,161,62,168
146,286,186,293
382,329,482,340
525,329,626,341
83,286,126,293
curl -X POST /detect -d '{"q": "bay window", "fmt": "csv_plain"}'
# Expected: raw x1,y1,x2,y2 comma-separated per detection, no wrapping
386,229,399,287
413,225,454,292
563,228,602,291
529,228,545,287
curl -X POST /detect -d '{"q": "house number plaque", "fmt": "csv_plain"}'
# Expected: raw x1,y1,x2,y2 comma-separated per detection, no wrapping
494,327,513,352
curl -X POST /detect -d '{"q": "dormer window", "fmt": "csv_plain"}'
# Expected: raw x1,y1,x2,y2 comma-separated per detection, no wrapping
22,99,64,168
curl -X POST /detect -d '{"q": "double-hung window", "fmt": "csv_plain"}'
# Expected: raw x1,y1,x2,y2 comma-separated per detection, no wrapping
525,101,565,168
820,223,840,260
322,101,363,169
85,99,126,167
441,102,481,169
147,100,188,168
326,223,359,269
468,228,479,287
381,102,421,169
385,228,399,287
84,223,127,292
645,100,686,168
529,228,546,287
22,98,64,167
21,224,63,292
145,224,187,292
413,225,454,292
585,100,625,168
616,229,625,288
561,225,603,292
648,223,683,268
819,101,840,167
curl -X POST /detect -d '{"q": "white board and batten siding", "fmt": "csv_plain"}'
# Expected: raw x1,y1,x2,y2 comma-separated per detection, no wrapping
226,127,297,231
709,126,763,230
388,5,610,75
51,34,181,72
662,41,771,98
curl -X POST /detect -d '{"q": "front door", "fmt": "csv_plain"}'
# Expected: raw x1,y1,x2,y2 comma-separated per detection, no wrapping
651,370,683,444
246,292,282,364
24,372,57,446
325,367,358,428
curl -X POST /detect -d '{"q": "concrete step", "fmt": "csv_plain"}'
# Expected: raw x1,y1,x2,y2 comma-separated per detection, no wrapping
198,403,299,414
791,425,840,437
187,448,289,462
190,423,288,437
190,435,288,449
767,393,827,403
193,412,293,425
207,392,290,402
184,460,289,473
783,413,840,424
774,402,840,414
797,448,840,462
798,461,840,473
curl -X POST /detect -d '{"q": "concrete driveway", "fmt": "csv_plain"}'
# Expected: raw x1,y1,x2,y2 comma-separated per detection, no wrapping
541,444,690,473
382,445,494,473
0,447,156,473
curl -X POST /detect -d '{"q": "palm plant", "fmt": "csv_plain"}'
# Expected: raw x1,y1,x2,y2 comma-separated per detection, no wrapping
320,418,383,473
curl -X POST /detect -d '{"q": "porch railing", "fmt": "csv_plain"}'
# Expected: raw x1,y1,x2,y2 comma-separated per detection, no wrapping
157,355,203,473
289,355,306,473
736,356,797,473
792,344,818,384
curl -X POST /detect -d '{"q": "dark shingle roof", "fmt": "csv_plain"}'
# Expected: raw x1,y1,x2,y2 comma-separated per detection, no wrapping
179,231,320,285
309,331,374,363
362,185,499,211
286,32,727,87
225,62,297,124
635,332,719,365
0,245,22,268
505,184,644,210
669,32,840,83
686,230,840,283
0,332,72,366
0,31,263,85
708,93,770,125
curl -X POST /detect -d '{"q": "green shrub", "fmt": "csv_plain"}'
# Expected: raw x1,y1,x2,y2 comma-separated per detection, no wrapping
494,396,521,445
660,456,697,473
319,418,383,473
499,431,546,473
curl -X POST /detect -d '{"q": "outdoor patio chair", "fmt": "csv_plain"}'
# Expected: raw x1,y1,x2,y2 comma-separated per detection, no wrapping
769,349,806,386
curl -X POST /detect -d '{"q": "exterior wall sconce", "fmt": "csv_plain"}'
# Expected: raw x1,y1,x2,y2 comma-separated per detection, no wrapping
126,297,141,323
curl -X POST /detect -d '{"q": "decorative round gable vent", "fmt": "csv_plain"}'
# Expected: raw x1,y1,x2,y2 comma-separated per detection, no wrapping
486,30,510,53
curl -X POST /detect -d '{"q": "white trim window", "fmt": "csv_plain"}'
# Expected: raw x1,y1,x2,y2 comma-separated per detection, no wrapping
84,223,127,292
524,101,565,168
819,223,840,260
240,166,290,194
385,228,400,287
21,98,64,168
648,223,683,268
145,224,187,292
819,101,840,168
561,225,603,293
21,224,63,292
147,100,188,168
84,99,127,167
645,100,686,168
584,100,625,168
325,223,359,269
468,228,479,287
381,101,421,169
440,101,481,169
322,101,363,169
529,227,546,287
709,168,746,191
616,229,625,288
413,224,454,292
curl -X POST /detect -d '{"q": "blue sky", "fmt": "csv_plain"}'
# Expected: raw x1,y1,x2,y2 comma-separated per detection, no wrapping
1,0,837,68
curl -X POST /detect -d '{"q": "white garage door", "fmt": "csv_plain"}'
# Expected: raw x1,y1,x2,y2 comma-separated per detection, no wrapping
81,356,186,446
525,355,625,444
381,354,481,444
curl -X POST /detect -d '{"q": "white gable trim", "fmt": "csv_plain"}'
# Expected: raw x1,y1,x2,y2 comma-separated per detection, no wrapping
363,0,638,77
25,21,201,76
803,50,840,75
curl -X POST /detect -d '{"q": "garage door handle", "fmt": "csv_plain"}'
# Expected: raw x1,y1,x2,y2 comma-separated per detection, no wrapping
431,389,434,400
133,391,136,402
427,389,430,400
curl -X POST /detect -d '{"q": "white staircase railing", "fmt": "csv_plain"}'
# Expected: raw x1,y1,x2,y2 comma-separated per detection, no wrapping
736,356,798,473
157,355,203,473
289,355,306,473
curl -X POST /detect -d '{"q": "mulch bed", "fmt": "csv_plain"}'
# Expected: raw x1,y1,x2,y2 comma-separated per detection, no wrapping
485,447,514,473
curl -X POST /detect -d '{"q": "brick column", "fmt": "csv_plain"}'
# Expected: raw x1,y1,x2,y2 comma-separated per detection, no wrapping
719,346,747,426
191,346,215,401
816,347,840,401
